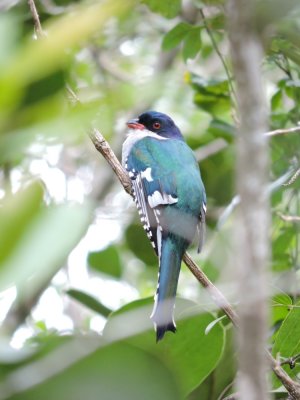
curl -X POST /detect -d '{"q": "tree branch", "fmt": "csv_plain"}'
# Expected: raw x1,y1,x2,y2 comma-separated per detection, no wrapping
227,0,280,398
89,128,300,399
282,167,300,187
28,0,46,38
277,212,300,223
280,353,300,369
266,126,300,137
89,129,132,196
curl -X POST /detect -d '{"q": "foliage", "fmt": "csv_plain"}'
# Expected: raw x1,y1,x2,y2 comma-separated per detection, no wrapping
0,0,300,399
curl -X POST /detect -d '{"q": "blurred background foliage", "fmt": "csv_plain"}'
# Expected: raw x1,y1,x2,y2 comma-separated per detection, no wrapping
0,0,300,398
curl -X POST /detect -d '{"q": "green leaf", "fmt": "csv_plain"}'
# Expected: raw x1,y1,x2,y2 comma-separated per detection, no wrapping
142,0,181,19
105,298,225,396
271,90,283,111
162,22,192,51
189,74,231,116
87,245,122,278
5,341,181,400
0,181,44,266
0,189,92,294
125,223,157,266
67,289,112,317
271,293,292,325
0,0,135,114
272,226,295,271
272,300,300,388
182,28,202,61
188,326,236,400
207,119,235,143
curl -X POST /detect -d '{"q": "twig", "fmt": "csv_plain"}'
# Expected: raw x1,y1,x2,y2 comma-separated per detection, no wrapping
28,0,46,38
182,253,238,326
199,8,237,109
277,212,300,223
89,128,300,399
89,129,132,195
223,394,239,400
282,167,300,187
195,138,228,162
266,126,300,137
269,352,300,399
217,381,235,400
280,353,300,369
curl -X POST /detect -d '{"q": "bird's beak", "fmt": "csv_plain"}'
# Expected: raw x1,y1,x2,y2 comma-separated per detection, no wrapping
126,118,145,130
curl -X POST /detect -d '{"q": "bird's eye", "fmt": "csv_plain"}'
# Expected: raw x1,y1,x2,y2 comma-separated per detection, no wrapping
153,122,161,130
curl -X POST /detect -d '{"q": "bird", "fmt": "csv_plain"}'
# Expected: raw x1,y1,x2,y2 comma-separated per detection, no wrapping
122,111,206,341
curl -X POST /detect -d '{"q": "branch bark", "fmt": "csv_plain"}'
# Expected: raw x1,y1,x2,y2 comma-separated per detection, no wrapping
89,128,300,399
266,126,300,137
227,1,270,399
28,0,45,38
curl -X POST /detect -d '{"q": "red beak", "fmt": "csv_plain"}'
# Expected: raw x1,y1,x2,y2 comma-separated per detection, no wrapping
126,118,145,130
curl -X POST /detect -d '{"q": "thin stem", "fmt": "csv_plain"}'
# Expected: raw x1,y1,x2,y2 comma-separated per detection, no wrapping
199,8,237,109
266,126,300,137
27,0,45,38
282,167,300,187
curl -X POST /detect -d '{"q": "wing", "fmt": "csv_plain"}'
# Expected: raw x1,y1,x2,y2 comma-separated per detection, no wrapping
124,143,179,256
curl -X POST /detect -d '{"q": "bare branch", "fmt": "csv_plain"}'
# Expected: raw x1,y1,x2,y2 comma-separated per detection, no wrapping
280,353,300,369
282,167,300,187
28,0,46,38
266,126,300,137
89,129,132,195
195,138,228,161
182,253,238,326
223,394,239,400
277,213,300,223
268,353,300,400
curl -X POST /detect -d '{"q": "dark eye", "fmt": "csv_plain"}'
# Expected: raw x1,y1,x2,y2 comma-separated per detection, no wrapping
153,122,161,130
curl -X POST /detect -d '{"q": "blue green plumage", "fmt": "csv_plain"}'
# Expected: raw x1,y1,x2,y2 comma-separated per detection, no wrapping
122,111,206,341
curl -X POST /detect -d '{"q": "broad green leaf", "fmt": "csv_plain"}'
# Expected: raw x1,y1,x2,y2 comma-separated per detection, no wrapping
142,0,181,19
87,245,122,278
125,223,157,266
0,190,92,294
0,0,135,112
0,181,44,266
162,22,192,51
190,74,230,95
0,14,21,66
182,28,202,61
188,74,231,116
207,119,235,143
105,298,225,396
67,289,112,317
271,90,283,111
271,38,300,66
271,293,292,325
272,227,295,271
272,300,300,388
188,326,236,400
5,341,181,400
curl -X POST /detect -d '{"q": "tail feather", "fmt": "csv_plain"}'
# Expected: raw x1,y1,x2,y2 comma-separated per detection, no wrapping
150,234,187,341
156,322,176,342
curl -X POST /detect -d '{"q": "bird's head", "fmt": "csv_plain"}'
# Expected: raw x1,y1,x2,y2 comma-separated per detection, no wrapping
126,111,184,140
